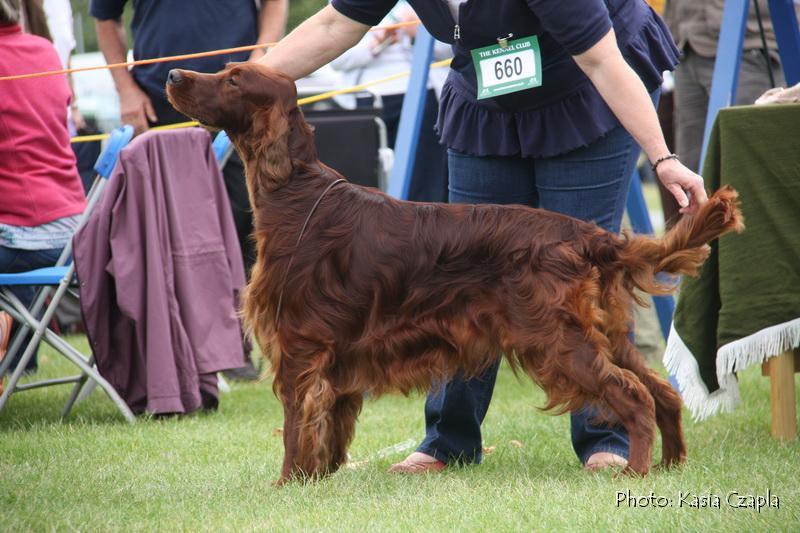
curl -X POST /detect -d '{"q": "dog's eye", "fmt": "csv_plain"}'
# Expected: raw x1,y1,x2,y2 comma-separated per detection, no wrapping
227,77,238,87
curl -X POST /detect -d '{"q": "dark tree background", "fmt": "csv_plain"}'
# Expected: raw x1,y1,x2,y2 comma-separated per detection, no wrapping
69,0,327,53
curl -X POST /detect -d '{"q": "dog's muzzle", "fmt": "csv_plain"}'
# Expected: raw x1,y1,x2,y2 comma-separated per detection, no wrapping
167,69,184,85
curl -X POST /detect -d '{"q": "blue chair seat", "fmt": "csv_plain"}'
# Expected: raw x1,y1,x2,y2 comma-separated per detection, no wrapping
0,266,71,286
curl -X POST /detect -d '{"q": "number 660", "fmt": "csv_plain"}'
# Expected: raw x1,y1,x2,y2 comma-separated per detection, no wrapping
494,57,523,79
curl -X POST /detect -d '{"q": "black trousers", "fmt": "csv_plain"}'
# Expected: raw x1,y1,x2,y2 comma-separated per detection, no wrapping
221,151,256,276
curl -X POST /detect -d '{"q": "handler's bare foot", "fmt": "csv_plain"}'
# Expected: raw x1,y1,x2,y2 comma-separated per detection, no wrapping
388,452,446,474
584,452,628,471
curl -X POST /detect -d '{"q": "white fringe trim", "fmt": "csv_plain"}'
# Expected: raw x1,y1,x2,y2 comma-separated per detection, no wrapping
663,317,800,421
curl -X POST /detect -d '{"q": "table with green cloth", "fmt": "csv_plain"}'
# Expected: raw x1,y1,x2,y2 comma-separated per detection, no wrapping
664,103,800,421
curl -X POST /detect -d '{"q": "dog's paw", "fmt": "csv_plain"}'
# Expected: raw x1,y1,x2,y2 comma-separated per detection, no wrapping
656,455,687,470
616,465,649,479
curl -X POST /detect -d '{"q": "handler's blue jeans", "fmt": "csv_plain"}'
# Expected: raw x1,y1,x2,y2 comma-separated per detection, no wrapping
418,123,642,466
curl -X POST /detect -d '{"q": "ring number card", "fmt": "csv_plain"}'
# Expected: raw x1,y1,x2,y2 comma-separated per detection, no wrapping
471,35,542,100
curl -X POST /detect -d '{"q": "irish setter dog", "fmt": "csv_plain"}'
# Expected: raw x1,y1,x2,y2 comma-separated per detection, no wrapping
167,63,743,484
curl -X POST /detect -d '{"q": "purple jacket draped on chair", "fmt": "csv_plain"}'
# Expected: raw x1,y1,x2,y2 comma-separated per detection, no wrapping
74,129,246,415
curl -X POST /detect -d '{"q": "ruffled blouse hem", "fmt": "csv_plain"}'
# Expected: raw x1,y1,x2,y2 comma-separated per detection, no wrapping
436,11,679,158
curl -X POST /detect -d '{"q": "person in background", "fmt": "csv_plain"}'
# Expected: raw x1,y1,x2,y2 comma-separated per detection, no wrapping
664,0,792,176
31,0,98,334
20,0,93,190
330,1,451,202
41,0,87,135
91,0,288,134
91,0,289,380
0,0,86,381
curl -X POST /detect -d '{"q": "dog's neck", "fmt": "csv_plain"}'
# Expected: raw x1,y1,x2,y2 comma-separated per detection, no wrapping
231,107,325,205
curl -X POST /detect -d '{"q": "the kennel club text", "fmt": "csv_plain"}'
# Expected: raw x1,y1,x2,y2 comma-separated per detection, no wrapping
616,489,780,511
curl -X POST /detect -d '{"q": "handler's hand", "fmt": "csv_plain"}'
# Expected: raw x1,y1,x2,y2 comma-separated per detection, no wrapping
120,85,157,135
656,158,708,215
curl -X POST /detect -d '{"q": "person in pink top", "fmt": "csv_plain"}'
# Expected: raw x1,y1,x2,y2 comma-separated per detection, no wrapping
0,0,86,374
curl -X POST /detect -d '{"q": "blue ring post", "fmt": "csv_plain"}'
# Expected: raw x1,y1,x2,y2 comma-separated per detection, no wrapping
626,171,679,389
626,171,676,341
769,0,800,85
387,27,434,200
698,0,749,172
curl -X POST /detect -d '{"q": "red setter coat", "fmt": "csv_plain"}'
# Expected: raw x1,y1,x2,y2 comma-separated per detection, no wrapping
167,63,743,484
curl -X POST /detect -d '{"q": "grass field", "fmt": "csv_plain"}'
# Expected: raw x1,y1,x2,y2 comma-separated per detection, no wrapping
1,335,798,532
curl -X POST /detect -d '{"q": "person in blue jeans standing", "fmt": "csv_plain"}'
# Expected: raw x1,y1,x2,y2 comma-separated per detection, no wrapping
257,0,708,472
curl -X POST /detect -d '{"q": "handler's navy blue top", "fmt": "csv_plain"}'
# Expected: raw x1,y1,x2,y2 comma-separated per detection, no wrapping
331,0,678,157
90,0,259,124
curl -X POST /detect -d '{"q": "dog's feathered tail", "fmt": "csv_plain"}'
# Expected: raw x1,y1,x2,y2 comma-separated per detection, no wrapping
597,186,744,300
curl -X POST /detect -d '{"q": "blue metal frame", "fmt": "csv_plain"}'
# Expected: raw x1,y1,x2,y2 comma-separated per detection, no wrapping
700,0,800,172
387,27,434,200
698,0,750,173
770,0,800,86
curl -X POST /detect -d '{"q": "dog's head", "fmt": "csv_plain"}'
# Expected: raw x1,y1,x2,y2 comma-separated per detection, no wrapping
166,62,316,192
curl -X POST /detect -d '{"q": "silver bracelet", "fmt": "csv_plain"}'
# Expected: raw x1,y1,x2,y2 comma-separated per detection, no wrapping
651,153,679,173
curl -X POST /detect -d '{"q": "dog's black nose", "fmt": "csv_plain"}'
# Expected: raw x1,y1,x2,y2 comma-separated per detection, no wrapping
167,69,183,85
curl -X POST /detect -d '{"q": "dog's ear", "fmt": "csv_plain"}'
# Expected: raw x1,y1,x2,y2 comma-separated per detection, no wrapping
249,104,293,194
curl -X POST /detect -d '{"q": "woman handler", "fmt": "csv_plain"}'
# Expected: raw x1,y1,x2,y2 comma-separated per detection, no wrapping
257,0,705,473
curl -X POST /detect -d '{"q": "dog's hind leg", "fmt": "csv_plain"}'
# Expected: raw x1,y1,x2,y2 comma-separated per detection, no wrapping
532,327,657,476
614,339,686,468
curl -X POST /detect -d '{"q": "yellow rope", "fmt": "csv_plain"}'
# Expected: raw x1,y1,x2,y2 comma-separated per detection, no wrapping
70,58,452,144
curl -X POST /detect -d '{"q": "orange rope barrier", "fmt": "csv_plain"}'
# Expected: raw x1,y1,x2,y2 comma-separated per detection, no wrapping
69,57,454,144
0,20,422,82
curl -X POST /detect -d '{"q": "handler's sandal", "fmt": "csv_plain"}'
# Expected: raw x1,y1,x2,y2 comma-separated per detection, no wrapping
584,452,628,472
388,452,447,474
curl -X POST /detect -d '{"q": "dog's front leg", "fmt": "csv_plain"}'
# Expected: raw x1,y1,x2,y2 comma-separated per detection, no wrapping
275,374,335,483
326,394,363,474
285,357,338,482
276,387,301,486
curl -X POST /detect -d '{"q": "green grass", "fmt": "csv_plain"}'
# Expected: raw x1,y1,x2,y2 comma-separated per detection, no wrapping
1,336,798,532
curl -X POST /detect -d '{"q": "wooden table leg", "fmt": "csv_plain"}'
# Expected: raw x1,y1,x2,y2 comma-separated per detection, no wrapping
766,350,797,441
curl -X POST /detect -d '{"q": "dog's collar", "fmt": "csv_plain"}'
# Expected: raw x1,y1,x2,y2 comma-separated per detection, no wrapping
275,178,348,326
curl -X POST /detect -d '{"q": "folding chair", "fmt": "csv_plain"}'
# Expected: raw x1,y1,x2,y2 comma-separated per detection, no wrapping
0,126,136,423
69,128,237,407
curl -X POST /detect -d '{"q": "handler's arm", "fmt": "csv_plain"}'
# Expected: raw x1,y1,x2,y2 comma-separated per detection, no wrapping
249,0,289,61
95,17,157,134
574,29,707,214
257,4,370,80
